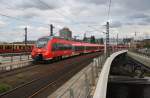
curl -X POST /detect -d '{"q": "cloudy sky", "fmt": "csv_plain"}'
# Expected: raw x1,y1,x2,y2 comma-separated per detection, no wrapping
0,0,150,42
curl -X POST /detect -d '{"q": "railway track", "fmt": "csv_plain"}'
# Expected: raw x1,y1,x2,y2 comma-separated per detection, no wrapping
0,53,80,77
28,55,93,98
0,52,101,98
0,53,96,78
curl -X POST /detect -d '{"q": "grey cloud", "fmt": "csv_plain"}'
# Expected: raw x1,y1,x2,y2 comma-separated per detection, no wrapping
125,13,150,26
144,17,150,22
1,0,150,42
110,21,122,28
77,0,107,5
137,17,150,25
129,14,149,19
116,0,150,11
138,22,149,26
17,0,63,10
21,12,39,19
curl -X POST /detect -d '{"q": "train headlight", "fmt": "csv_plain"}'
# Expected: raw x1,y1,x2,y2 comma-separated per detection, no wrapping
44,51,49,55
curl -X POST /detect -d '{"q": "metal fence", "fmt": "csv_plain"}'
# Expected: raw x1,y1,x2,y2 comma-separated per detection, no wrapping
0,53,32,72
0,60,33,72
56,54,107,98
130,49,150,58
0,52,31,64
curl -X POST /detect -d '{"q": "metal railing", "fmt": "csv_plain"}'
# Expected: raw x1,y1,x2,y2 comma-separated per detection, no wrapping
0,53,32,72
0,52,31,64
130,49,150,58
0,60,32,72
55,54,107,98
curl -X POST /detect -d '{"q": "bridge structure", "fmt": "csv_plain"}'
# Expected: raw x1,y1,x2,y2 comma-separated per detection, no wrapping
48,50,150,98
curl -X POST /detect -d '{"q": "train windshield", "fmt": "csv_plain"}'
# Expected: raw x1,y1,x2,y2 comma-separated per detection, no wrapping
36,38,49,48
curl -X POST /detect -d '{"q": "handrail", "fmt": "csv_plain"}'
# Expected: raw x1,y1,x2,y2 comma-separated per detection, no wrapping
93,50,128,98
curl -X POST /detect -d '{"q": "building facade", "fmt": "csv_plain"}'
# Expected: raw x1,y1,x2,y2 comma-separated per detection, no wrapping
59,27,72,39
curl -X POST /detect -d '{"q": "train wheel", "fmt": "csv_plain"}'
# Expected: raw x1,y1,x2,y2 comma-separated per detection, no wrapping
59,56,62,60
44,60,51,64
53,57,59,62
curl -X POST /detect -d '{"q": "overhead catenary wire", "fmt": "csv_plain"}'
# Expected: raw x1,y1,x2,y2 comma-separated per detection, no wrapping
37,0,101,26
0,0,102,30
86,0,112,34
37,0,75,24
0,0,111,36
0,13,49,26
0,0,71,27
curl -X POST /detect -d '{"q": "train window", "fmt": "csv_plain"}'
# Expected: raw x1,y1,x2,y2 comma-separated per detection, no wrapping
52,43,72,51
0,45,3,49
16,46,18,49
52,43,58,51
74,46,84,51
67,44,72,50
19,46,21,49
5,45,12,49
36,38,49,48
61,44,72,50
2,46,4,49
86,46,98,50
58,43,64,50
5,46,8,49
23,46,25,50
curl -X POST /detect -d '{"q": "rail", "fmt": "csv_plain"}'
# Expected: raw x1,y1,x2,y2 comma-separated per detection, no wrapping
93,50,128,98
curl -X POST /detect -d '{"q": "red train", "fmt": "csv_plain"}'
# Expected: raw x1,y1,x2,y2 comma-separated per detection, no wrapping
31,36,104,61
31,36,129,61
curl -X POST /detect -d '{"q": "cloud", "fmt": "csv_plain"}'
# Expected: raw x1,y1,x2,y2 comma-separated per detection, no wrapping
110,21,122,28
21,11,40,19
128,13,149,19
0,20,6,27
124,13,150,26
17,0,64,10
17,25,34,29
0,0,150,42
77,0,107,5
118,0,150,11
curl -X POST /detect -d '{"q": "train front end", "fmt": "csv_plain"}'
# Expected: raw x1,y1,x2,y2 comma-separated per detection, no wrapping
31,37,52,61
